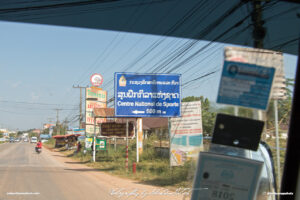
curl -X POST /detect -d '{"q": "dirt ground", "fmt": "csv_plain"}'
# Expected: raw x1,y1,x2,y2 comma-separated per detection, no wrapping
45,147,190,200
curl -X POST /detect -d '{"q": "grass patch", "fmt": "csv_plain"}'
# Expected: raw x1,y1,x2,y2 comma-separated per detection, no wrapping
50,135,197,189
44,138,55,148
265,137,287,191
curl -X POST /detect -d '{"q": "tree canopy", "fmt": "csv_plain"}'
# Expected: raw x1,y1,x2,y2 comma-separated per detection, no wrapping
182,96,216,136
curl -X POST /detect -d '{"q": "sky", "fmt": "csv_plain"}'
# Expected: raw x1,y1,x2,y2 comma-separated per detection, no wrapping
0,21,298,131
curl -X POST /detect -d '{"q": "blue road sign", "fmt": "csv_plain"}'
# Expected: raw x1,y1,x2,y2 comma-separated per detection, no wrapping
217,61,275,110
115,73,181,117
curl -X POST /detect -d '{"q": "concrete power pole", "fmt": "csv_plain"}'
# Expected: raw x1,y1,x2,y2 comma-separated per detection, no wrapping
252,0,265,49
55,109,62,135
73,85,87,129
251,0,281,188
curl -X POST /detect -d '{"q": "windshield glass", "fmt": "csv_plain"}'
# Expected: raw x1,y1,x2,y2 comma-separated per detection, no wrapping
0,1,298,200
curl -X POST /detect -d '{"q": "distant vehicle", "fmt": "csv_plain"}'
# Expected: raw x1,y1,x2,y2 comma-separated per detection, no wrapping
23,138,28,142
31,137,37,143
9,137,15,143
14,138,20,142
41,139,48,143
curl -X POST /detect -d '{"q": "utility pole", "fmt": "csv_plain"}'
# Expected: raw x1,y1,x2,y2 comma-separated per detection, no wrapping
252,0,266,49
73,85,87,129
251,0,266,123
252,0,282,188
55,109,62,135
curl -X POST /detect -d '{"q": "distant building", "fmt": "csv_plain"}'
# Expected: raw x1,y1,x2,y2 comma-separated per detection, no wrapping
22,133,29,138
43,124,55,129
32,129,41,134
0,128,7,132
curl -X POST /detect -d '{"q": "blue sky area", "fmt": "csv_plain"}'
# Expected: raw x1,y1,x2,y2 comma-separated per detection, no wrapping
0,21,298,130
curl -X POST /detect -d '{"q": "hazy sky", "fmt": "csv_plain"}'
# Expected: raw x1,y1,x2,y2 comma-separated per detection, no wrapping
0,21,298,131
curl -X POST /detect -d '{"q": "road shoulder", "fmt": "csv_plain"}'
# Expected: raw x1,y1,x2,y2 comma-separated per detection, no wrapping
44,147,188,200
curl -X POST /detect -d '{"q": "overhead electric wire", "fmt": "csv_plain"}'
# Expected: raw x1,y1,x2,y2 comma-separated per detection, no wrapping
0,100,76,107
63,1,160,125
270,37,299,50
101,0,187,89
131,1,246,78
0,105,77,111
76,0,152,86
131,1,225,76
0,108,51,116
160,2,248,74
0,0,177,21
55,1,151,116
102,0,210,98
182,68,220,88
105,0,279,98
104,1,248,104
0,0,164,14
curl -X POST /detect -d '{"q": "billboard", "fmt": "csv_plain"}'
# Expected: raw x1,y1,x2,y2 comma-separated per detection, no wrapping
224,46,286,100
86,87,106,100
101,122,134,137
85,87,107,135
85,124,100,136
114,73,181,117
85,137,106,150
85,137,93,149
170,101,203,166
85,110,106,125
43,123,55,129
73,128,85,136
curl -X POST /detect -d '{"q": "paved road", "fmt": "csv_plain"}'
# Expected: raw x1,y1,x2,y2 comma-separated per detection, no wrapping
0,142,186,200
0,142,116,200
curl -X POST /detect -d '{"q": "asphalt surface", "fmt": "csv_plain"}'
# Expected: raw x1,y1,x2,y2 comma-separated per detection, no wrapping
0,142,118,200
0,142,186,200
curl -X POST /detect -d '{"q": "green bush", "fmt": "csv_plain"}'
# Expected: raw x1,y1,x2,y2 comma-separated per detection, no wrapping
44,138,55,148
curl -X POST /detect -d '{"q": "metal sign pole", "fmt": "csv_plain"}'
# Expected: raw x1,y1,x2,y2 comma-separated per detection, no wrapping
168,117,171,168
126,119,129,171
135,119,139,163
93,117,96,162
234,106,238,116
274,99,281,186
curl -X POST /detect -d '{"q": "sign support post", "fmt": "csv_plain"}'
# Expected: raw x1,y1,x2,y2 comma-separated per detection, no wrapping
126,119,129,172
274,99,281,186
93,117,96,162
135,120,139,163
168,117,171,168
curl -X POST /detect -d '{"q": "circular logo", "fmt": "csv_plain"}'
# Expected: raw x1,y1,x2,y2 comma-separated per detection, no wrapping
90,73,103,87
228,65,238,75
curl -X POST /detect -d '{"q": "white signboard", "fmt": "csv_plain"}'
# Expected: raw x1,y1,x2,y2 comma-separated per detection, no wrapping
191,152,263,200
86,100,106,112
86,87,106,99
85,124,100,135
85,87,107,134
170,101,203,166
85,111,106,125
225,46,286,100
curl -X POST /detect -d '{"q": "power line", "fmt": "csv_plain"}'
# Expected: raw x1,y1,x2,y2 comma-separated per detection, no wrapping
72,85,87,128
0,108,49,115
0,100,76,106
